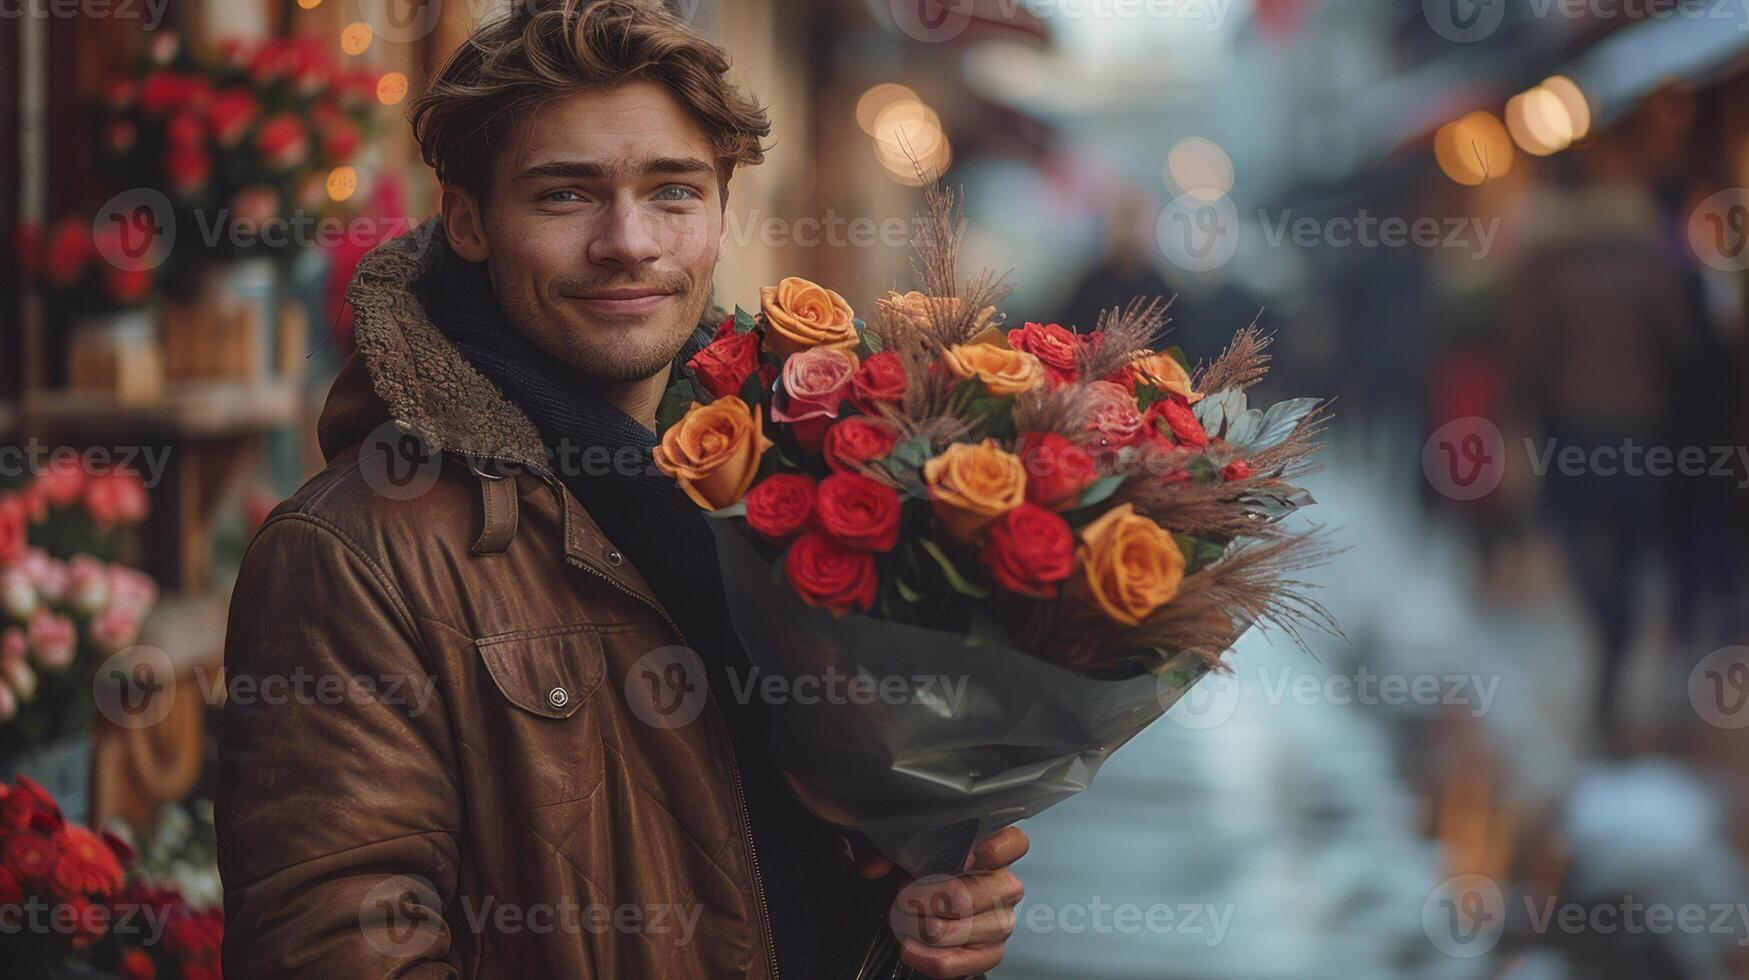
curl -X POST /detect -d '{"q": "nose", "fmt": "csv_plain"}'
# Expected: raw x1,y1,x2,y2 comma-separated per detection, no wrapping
587,199,663,269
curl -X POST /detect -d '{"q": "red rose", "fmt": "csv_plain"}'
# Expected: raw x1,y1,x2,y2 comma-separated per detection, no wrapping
823,417,899,475
1147,398,1208,448
1018,431,1097,511
981,503,1075,598
688,331,761,399
848,350,908,416
711,314,737,341
744,474,815,541
1007,322,1083,387
814,473,901,552
1221,459,1253,481
784,531,878,616
118,948,156,980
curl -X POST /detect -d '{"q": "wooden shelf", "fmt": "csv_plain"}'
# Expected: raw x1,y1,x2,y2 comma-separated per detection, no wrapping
20,379,302,438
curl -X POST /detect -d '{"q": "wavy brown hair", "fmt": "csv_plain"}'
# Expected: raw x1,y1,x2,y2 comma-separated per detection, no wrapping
409,0,771,198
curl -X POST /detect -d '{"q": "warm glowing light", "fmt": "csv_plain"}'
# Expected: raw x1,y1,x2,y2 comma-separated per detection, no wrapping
856,83,919,136
377,72,409,106
327,166,359,202
296,0,322,8
1541,75,1591,142
1165,137,1234,202
341,22,374,56
873,99,946,175
1436,111,1514,186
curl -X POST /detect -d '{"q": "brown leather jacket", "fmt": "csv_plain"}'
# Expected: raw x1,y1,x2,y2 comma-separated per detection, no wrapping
217,225,777,978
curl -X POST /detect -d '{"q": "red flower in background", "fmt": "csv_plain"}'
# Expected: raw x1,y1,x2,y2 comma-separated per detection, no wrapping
981,504,1075,598
206,89,261,147
848,350,908,416
51,825,123,899
165,146,213,194
13,221,42,280
814,473,901,552
33,458,87,509
1006,322,1083,388
0,497,25,566
0,866,22,906
102,119,137,155
43,219,93,288
745,474,816,541
103,267,153,307
688,330,760,399
165,112,204,148
1146,397,1208,448
136,71,189,115
117,947,156,980
4,831,57,884
322,118,363,162
0,776,61,832
822,417,898,475
1017,431,1097,511
256,113,310,170
784,531,878,616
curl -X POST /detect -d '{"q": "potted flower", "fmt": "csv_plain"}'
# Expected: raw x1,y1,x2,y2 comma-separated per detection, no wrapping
14,218,162,403
0,776,129,979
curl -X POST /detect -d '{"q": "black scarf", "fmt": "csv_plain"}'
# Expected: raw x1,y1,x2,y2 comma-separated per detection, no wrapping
420,245,851,978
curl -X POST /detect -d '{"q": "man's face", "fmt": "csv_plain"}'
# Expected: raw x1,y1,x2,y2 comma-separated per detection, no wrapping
446,80,726,383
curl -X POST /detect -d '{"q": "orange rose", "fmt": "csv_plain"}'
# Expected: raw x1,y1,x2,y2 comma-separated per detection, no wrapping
922,439,1027,542
1125,352,1202,404
654,397,775,510
1076,504,1185,625
943,342,1046,397
760,276,859,357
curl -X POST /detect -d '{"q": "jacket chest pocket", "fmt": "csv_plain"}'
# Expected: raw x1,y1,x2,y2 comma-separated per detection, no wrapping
475,627,608,808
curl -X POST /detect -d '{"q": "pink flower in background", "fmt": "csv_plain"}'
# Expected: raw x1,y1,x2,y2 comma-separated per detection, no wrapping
22,551,68,605
66,557,110,616
89,607,140,657
106,566,158,620
85,471,149,529
32,459,87,509
0,683,15,723
1,629,24,664
2,652,36,703
26,612,75,671
0,566,36,621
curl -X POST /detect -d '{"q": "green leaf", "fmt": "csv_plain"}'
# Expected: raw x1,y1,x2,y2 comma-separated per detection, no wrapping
1164,346,1188,370
888,437,933,472
855,324,886,359
920,538,990,599
733,306,759,334
1187,456,1218,484
709,501,749,520
738,369,765,408
895,577,924,603
1073,474,1126,510
1134,381,1165,410
656,378,704,434
1173,533,1226,572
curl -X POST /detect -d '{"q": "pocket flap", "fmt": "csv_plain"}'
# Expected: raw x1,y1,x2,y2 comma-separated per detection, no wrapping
476,629,606,719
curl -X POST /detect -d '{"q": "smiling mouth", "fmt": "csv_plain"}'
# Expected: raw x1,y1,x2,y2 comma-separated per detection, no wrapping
570,288,678,316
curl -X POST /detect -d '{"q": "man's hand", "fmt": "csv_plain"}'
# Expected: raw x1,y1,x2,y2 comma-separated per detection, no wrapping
855,827,1029,978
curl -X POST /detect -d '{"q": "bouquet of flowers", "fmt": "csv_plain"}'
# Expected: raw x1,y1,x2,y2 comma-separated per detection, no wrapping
13,217,156,321
0,776,129,977
654,185,1333,975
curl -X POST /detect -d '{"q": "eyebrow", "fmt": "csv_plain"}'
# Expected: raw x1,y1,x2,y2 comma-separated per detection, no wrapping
513,156,717,182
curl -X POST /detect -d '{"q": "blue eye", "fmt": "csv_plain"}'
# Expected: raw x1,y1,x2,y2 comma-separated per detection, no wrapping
543,189,582,203
656,185,700,202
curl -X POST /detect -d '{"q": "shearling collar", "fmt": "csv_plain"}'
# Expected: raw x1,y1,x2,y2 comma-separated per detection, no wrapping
337,218,552,470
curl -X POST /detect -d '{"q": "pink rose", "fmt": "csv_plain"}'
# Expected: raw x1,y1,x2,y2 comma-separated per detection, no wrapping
0,567,36,620
27,611,76,670
106,567,158,620
85,470,149,528
772,347,861,455
89,607,140,656
22,551,68,605
67,556,110,615
1084,380,1146,451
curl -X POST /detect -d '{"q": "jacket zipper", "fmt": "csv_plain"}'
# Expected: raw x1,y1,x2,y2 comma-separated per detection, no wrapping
463,456,780,978
561,552,779,980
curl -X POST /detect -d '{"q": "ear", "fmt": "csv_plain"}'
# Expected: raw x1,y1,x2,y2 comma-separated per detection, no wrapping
441,186,491,263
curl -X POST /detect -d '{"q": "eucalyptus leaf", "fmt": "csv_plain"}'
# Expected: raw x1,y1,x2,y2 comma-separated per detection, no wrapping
1073,474,1126,510
1193,390,1247,437
1237,397,1322,454
733,306,759,334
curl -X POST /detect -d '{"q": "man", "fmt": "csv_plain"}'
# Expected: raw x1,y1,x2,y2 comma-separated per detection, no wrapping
216,1,1026,977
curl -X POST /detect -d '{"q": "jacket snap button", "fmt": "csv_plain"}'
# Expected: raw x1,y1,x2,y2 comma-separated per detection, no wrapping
605,550,623,566
548,687,569,708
